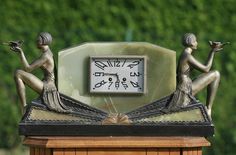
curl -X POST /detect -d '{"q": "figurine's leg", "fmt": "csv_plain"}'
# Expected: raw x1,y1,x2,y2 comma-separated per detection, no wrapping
192,70,220,116
14,69,43,112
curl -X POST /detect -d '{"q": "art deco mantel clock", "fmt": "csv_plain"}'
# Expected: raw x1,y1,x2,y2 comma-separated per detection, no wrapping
17,40,220,136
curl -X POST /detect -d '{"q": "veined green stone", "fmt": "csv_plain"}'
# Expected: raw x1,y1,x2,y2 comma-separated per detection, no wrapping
58,42,176,113
136,108,204,122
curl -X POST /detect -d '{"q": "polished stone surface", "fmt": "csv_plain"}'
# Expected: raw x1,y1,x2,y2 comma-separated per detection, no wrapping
58,42,176,113
137,108,204,123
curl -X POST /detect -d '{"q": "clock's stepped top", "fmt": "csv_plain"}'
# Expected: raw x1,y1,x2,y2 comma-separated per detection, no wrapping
58,42,176,113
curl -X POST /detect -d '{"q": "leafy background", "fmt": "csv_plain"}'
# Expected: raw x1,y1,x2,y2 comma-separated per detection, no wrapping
0,0,235,154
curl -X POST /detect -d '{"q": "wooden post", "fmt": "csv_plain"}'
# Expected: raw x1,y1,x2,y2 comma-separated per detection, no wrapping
24,136,210,155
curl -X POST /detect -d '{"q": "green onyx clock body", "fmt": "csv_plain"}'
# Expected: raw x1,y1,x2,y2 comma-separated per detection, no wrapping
90,56,146,94
58,42,176,113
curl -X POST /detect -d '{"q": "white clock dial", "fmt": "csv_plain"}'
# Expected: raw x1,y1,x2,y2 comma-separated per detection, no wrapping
90,56,146,94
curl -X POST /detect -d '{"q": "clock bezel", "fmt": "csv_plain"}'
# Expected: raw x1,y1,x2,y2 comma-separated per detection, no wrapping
89,55,147,94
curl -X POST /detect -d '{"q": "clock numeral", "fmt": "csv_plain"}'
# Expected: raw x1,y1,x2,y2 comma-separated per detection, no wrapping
95,61,107,70
121,81,128,89
94,80,107,88
107,59,113,67
94,72,105,76
115,81,120,89
127,60,140,69
130,72,142,77
130,81,140,88
114,59,121,67
122,59,127,67
106,59,122,67
108,81,113,90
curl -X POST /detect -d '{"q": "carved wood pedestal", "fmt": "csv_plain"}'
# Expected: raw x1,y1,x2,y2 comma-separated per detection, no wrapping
24,136,210,155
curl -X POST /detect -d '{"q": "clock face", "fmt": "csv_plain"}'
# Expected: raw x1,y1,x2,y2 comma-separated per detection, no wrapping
90,56,146,94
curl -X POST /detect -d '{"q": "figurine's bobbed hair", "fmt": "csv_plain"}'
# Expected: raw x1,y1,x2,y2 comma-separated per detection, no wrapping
38,32,52,45
182,33,196,47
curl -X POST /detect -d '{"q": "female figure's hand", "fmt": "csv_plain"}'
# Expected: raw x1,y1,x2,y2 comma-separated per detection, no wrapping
10,46,23,53
209,41,229,52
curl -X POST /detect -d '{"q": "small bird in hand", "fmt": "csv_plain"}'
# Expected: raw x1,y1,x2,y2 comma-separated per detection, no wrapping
3,40,24,52
209,41,230,52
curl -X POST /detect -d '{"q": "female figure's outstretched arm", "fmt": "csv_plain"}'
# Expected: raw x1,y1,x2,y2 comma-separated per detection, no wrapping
187,49,215,73
17,47,48,72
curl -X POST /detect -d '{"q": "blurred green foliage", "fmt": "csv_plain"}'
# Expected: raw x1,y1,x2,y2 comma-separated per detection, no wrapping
0,0,235,154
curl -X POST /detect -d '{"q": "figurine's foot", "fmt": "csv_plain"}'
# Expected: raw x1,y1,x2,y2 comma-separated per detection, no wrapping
206,108,212,120
22,105,27,115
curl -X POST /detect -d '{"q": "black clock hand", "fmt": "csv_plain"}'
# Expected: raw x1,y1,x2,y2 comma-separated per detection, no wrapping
115,73,120,82
114,73,120,89
103,73,120,82
103,73,117,76
103,73,120,89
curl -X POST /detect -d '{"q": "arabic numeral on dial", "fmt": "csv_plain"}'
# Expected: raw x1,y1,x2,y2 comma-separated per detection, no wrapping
121,81,128,89
114,59,121,67
121,59,127,67
107,59,113,67
115,81,120,89
94,60,107,70
108,81,113,90
94,72,105,76
130,72,142,77
127,60,141,69
130,81,140,88
94,80,107,89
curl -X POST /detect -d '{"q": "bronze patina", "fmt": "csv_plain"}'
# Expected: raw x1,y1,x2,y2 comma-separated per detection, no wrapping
9,32,69,114
166,33,229,118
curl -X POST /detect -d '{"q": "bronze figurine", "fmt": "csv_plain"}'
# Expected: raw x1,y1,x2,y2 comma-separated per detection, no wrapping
167,33,228,118
10,32,69,114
